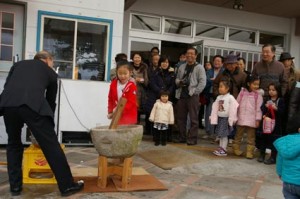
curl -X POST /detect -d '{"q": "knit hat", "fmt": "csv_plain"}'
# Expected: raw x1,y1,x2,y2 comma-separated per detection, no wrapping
279,52,294,61
224,54,238,64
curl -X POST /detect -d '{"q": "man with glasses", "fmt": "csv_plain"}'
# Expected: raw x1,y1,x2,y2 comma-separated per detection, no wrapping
175,47,206,145
252,44,288,100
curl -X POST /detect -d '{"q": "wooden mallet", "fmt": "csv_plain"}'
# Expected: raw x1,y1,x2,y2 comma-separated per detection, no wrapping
109,97,127,129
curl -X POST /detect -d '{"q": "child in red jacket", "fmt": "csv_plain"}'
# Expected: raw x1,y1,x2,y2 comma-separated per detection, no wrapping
107,60,137,125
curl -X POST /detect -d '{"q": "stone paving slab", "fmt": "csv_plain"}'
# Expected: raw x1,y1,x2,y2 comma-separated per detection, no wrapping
257,183,283,199
0,134,284,199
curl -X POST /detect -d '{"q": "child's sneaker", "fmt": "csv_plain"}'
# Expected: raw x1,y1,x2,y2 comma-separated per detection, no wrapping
213,148,227,156
213,148,220,155
202,135,209,139
213,147,222,155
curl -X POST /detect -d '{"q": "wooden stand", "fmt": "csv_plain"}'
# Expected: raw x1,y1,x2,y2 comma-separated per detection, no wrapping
97,97,132,188
97,156,133,189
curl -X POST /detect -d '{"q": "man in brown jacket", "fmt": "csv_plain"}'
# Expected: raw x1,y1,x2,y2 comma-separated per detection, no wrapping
252,44,288,100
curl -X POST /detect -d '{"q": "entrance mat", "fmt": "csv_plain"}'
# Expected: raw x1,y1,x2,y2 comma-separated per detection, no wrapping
171,143,250,159
138,146,202,170
74,175,167,192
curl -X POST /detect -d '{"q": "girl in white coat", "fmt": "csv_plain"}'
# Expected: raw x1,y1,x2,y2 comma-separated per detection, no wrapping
210,79,239,156
149,91,174,146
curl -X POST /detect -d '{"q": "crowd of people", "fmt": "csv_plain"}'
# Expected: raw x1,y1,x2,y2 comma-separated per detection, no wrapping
109,44,298,152
107,44,300,198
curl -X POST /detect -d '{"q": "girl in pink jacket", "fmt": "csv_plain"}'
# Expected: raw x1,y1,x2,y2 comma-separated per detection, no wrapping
233,75,263,159
210,79,239,156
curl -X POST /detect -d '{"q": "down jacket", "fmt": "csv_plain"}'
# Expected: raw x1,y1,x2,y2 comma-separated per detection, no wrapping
236,88,263,128
286,81,300,133
144,68,175,114
149,100,174,125
274,133,300,186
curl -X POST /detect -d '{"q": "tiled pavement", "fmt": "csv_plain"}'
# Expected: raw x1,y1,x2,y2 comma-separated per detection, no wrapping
0,131,283,199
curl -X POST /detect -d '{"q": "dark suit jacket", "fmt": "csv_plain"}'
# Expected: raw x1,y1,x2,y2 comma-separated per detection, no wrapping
0,59,58,118
286,83,300,133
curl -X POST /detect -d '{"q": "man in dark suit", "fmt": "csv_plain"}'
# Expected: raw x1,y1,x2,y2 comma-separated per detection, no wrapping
0,51,84,197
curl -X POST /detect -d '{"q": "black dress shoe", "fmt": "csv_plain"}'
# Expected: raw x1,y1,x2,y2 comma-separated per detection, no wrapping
264,158,276,165
61,180,84,197
10,187,22,196
257,154,265,163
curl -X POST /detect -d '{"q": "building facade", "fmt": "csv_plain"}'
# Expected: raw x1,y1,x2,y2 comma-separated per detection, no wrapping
123,0,300,71
0,0,299,144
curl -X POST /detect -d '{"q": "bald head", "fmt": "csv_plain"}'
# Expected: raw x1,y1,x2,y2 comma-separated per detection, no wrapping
34,51,54,68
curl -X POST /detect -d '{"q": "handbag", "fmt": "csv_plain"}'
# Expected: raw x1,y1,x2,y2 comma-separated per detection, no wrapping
262,106,275,134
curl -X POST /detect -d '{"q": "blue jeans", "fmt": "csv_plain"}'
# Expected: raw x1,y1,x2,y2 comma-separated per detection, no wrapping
283,182,300,199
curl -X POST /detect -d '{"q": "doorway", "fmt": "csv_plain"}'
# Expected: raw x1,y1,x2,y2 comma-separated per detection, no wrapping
129,38,160,64
161,41,189,67
129,39,194,67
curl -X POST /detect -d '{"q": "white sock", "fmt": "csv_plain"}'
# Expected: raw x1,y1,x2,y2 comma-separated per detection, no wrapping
221,137,228,151
219,138,223,148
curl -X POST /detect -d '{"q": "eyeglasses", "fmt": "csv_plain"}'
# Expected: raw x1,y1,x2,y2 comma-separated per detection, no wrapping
186,52,196,55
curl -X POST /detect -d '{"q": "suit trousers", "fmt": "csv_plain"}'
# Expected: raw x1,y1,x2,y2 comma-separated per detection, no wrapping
176,94,199,144
3,105,74,192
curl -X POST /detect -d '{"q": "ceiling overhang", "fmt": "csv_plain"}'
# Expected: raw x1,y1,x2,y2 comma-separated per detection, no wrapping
182,0,300,18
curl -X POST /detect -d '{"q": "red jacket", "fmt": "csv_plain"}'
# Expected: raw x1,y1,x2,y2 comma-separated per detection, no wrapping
108,79,137,125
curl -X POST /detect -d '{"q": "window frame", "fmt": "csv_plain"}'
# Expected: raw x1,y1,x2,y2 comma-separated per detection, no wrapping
37,10,113,81
163,17,193,37
195,22,226,41
130,13,162,33
0,11,15,62
228,27,256,44
258,31,285,48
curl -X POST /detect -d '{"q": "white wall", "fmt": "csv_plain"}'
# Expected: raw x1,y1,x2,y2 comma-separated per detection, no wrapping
0,0,125,144
17,0,124,69
123,0,300,64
